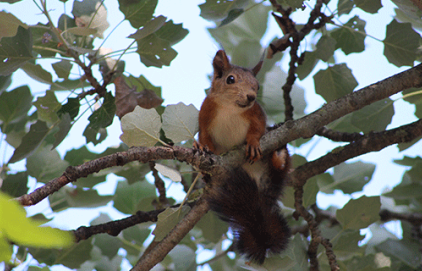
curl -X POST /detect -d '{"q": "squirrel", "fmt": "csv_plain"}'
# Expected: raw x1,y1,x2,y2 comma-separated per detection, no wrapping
195,50,291,264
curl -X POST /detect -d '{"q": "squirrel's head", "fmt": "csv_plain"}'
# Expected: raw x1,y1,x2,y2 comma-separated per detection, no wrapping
211,50,262,109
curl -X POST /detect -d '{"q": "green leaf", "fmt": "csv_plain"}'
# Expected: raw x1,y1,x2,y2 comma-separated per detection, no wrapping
26,144,69,183
376,239,421,269
58,97,80,120
8,120,50,164
336,196,381,230
208,4,270,53
83,126,107,145
114,161,150,185
49,186,112,212
52,60,72,79
127,15,166,40
199,0,249,21
52,113,72,149
30,23,60,58
168,245,196,271
220,8,244,27
122,224,151,255
262,64,306,121
384,19,421,67
49,78,91,91
0,234,12,263
325,161,375,194
314,63,358,102
0,191,73,248
84,92,115,145
64,146,97,166
33,91,61,123
296,51,318,80
154,163,182,182
277,0,305,9
87,93,115,129
0,172,28,197
337,0,354,15
162,103,199,143
29,240,93,269
125,74,162,99
316,35,336,62
394,0,422,31
402,88,422,119
0,26,33,76
92,214,122,259
136,20,188,67
354,0,382,14
302,178,318,207
394,155,422,167
0,85,32,127
21,62,53,84
0,11,27,40
113,180,156,214
351,98,394,133
153,206,191,241
326,114,361,133
0,74,12,93
332,230,364,258
196,212,228,243
383,183,422,199
120,106,162,147
331,16,366,55
118,0,158,29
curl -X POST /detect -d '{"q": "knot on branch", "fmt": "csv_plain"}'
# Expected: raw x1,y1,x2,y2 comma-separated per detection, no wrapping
64,166,79,182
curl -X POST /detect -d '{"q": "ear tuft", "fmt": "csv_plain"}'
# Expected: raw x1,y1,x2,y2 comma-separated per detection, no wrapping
213,50,231,78
251,51,265,76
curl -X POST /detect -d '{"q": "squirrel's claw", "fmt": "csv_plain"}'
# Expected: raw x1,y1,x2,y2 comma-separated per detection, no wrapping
193,141,212,154
247,143,262,163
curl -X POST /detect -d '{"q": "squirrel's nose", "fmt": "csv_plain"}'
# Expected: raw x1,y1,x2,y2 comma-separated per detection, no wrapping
247,94,256,102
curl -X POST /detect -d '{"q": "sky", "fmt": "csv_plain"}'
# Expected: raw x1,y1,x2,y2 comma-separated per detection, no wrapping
1,0,422,269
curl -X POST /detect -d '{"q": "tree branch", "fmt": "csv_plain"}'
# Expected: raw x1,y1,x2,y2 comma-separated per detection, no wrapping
259,62,422,155
290,118,422,187
380,209,422,226
131,196,210,271
316,127,364,142
73,201,197,242
16,146,216,206
149,161,169,208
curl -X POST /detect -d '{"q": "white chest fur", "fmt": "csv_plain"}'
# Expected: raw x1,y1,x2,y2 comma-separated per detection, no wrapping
209,104,249,155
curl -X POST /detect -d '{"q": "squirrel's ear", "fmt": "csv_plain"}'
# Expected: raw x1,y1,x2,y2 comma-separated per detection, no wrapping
213,50,231,78
252,51,265,76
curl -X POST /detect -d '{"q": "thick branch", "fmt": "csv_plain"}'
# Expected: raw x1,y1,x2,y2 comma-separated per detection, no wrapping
259,63,422,156
290,118,422,187
131,196,210,271
16,146,218,206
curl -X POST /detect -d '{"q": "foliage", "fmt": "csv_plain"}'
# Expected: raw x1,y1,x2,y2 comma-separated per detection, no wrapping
0,0,422,270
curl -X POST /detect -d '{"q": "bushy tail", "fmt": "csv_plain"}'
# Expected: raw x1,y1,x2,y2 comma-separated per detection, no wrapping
206,159,290,264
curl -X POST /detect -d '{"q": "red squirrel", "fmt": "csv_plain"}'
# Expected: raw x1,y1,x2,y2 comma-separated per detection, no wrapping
196,50,291,264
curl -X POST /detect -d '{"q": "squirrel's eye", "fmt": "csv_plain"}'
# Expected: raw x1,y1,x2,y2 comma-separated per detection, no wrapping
226,75,235,84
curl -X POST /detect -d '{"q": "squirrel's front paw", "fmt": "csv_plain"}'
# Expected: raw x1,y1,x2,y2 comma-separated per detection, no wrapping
246,142,262,163
193,141,211,154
